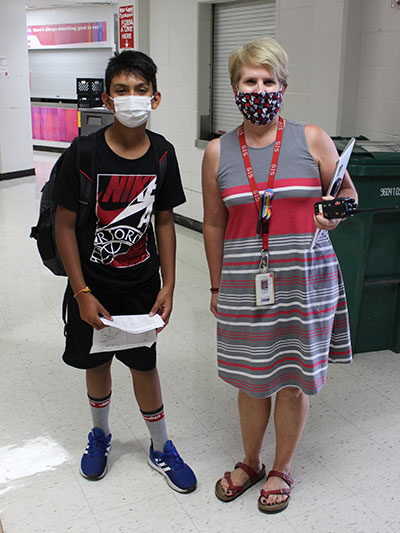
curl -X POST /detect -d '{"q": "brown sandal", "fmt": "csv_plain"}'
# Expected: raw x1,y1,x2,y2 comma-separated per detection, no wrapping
215,462,266,502
258,470,294,513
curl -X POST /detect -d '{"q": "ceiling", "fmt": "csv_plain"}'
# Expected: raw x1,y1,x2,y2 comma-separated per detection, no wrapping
26,0,116,9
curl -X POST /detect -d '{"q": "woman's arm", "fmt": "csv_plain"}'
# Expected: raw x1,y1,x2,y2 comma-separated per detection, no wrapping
202,138,228,317
55,206,111,329
305,124,358,231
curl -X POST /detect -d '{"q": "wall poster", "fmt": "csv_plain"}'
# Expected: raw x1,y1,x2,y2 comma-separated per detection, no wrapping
119,5,134,50
27,22,108,49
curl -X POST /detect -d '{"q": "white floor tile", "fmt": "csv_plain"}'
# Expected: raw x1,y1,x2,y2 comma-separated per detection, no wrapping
286,494,394,532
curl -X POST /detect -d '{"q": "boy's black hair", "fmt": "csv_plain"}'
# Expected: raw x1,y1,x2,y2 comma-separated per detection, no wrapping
105,50,157,94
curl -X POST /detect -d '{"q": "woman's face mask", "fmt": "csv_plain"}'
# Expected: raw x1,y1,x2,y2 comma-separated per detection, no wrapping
234,89,283,126
110,95,153,128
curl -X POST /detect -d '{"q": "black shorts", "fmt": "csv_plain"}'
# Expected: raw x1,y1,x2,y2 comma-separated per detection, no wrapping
62,275,161,371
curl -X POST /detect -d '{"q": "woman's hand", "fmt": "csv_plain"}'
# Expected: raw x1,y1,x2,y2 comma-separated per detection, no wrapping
314,195,341,231
76,293,112,330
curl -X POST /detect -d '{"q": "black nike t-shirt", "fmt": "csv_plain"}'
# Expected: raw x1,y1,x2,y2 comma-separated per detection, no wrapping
53,127,186,290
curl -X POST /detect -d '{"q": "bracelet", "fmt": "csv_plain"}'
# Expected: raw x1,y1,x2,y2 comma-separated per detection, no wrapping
73,286,91,298
210,287,219,294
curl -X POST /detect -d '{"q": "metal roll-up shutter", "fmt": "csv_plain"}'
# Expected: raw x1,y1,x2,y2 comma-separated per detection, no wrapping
29,48,113,100
212,0,276,136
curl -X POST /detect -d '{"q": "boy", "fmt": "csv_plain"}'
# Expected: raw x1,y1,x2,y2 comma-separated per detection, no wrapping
53,50,197,493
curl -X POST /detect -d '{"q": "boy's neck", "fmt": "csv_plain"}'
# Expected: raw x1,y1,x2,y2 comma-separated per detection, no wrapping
105,121,150,159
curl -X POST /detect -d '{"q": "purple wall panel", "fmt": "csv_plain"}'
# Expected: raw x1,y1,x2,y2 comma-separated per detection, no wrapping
31,107,78,142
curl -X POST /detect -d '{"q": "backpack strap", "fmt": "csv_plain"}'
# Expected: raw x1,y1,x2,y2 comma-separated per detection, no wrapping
61,134,96,327
74,134,97,232
147,130,168,182
62,285,71,333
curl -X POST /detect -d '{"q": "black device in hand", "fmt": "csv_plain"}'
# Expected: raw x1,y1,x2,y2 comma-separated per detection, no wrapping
315,197,357,219
315,197,398,220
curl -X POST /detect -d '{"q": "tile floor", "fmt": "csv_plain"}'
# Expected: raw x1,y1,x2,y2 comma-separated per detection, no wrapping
0,152,400,532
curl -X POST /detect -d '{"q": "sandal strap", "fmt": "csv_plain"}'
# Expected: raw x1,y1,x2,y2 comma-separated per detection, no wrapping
267,470,293,486
260,487,291,498
223,471,243,496
234,462,264,484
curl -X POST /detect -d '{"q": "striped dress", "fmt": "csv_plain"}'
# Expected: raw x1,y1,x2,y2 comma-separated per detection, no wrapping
216,119,352,399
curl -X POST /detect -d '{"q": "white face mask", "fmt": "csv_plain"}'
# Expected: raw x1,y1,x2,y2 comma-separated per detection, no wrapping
111,95,153,128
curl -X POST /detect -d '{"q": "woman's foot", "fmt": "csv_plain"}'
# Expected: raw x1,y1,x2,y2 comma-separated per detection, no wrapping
215,461,265,502
220,465,249,496
258,470,293,513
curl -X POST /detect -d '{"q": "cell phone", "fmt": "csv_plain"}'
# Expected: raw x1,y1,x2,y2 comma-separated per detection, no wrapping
314,197,357,219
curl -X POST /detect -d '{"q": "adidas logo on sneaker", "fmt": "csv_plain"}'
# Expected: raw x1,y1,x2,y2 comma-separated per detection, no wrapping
148,440,197,493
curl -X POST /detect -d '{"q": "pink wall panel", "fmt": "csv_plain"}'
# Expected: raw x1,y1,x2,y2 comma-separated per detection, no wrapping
31,107,78,142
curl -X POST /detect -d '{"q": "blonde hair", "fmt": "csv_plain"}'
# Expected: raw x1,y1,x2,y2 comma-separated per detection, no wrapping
229,37,289,88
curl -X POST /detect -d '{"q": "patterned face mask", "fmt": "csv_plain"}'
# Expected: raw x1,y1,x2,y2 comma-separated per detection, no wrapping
235,90,283,126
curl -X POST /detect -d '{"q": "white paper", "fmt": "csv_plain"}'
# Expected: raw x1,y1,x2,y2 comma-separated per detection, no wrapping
90,314,164,354
91,327,156,354
99,314,164,333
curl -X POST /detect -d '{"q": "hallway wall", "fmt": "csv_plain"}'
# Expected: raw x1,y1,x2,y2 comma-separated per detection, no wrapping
22,0,400,221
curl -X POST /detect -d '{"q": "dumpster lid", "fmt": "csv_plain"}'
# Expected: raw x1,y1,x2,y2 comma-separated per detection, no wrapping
333,139,400,164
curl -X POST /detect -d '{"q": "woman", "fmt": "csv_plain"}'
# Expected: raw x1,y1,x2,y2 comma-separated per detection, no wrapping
202,37,357,514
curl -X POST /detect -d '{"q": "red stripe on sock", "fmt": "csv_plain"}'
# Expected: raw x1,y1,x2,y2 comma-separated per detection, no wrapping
89,398,111,409
142,410,165,423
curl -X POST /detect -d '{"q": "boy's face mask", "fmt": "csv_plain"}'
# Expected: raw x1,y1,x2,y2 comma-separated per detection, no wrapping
110,95,153,128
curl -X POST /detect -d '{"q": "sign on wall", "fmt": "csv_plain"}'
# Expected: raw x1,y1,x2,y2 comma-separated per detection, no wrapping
27,22,108,49
119,5,134,50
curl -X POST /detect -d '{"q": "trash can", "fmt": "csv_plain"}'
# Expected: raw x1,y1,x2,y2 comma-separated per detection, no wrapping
79,107,114,136
329,139,400,354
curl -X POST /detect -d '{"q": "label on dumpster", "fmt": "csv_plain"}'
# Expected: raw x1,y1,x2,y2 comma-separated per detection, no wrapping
379,186,400,197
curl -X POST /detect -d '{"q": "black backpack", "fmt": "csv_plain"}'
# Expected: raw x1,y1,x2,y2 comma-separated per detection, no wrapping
30,134,97,276
30,130,169,276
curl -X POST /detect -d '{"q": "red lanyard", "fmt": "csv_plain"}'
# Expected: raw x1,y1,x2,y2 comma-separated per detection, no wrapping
238,116,284,251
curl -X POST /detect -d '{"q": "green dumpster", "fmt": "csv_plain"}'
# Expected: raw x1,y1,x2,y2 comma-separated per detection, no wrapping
329,139,400,354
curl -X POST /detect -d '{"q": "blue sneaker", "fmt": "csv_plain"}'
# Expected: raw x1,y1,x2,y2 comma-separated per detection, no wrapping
80,428,111,480
148,440,197,493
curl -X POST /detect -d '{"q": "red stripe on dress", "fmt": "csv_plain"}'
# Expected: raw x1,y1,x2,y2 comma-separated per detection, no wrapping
220,372,327,393
217,324,333,341
220,272,339,288
270,253,336,264
217,303,338,319
218,356,329,371
329,349,352,356
223,260,259,267
275,272,339,286
222,253,336,267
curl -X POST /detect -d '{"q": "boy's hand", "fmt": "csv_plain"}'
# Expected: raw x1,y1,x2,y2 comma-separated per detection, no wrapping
210,293,218,318
149,287,173,333
76,293,112,330
314,195,341,231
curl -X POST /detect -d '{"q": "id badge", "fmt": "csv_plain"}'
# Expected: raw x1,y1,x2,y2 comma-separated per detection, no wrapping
255,272,275,306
